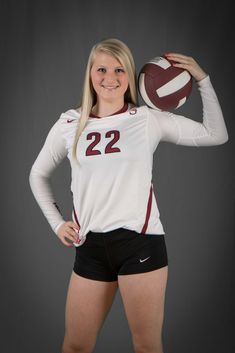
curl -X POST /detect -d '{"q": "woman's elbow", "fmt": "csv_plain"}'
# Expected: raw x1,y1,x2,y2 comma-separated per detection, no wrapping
212,132,229,145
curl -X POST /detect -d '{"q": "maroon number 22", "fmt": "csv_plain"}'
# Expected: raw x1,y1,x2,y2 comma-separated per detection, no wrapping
86,130,121,156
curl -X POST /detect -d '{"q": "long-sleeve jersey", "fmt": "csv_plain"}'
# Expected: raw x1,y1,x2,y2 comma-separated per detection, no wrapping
29,76,228,246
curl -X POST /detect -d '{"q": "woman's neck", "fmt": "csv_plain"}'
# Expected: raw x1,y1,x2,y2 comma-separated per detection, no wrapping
92,100,125,118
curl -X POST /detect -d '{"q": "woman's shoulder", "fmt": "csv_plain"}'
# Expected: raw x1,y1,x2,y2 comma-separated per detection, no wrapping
59,107,81,124
56,108,80,149
136,104,167,117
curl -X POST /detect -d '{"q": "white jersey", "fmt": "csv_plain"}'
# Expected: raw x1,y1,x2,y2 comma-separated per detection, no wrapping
29,76,228,245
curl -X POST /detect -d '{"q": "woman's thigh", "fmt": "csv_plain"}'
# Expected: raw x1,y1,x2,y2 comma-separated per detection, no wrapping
62,271,118,352
118,266,168,352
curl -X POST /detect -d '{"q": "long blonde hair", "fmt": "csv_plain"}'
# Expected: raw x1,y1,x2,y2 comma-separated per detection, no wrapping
71,38,138,164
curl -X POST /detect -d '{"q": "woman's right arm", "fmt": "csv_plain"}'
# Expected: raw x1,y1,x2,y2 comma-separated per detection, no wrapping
29,118,79,245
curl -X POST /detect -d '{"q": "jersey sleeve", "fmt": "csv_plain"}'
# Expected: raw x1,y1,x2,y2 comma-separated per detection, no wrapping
29,116,68,235
147,75,229,151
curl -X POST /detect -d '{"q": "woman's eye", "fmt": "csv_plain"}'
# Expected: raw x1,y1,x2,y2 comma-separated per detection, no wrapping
98,68,106,73
116,68,125,73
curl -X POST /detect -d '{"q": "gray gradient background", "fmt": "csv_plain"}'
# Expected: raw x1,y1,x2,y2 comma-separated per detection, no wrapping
1,0,234,352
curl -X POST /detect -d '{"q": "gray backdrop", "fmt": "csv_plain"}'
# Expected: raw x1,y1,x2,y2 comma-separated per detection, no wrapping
1,0,234,352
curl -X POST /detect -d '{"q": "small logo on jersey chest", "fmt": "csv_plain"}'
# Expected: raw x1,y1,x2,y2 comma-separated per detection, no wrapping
129,108,137,115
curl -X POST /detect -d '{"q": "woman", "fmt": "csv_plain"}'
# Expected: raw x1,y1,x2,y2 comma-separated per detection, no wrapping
29,38,228,353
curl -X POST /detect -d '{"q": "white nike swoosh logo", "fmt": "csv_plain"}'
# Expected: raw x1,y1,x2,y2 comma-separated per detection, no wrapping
139,256,151,263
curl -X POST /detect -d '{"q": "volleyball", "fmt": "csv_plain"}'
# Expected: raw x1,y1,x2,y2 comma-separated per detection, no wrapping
138,56,193,111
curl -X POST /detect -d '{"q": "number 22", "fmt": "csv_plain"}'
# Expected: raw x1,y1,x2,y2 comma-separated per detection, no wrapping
86,130,121,156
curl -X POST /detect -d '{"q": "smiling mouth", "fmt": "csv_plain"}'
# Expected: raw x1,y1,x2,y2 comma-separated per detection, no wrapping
101,85,120,90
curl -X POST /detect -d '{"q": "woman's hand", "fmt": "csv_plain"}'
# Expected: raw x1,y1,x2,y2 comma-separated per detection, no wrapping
164,53,207,82
57,221,80,247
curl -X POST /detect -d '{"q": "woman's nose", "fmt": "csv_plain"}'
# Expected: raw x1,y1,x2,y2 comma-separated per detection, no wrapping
105,72,117,83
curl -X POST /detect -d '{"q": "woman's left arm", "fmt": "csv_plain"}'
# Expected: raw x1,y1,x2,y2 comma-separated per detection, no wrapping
155,54,229,146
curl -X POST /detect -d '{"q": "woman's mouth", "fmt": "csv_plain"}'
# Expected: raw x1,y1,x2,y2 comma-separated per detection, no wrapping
101,85,119,90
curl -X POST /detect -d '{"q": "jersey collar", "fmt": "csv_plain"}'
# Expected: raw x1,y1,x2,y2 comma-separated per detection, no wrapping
89,102,129,119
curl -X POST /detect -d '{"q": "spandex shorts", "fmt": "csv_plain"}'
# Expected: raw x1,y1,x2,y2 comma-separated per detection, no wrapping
73,228,168,282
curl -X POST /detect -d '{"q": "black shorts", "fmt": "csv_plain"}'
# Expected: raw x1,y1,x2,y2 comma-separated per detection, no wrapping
73,228,168,282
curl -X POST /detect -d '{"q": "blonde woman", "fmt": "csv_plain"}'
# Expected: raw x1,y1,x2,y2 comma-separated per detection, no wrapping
29,38,228,353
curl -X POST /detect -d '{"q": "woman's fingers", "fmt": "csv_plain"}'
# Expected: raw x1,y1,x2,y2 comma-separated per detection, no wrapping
67,221,80,234
60,236,74,247
165,53,207,81
57,221,80,246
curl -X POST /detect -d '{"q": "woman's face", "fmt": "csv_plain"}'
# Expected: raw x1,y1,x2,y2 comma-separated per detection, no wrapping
90,52,129,104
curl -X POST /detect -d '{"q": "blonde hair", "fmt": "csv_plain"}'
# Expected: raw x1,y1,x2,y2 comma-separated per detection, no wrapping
71,38,138,164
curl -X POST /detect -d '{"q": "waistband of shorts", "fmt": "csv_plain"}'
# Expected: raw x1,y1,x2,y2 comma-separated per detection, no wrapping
87,228,129,236
87,228,165,237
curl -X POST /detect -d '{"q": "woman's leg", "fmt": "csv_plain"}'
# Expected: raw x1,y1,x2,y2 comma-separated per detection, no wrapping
118,266,168,353
62,271,118,353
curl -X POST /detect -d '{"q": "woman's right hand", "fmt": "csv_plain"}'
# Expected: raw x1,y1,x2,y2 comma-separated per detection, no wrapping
57,221,80,247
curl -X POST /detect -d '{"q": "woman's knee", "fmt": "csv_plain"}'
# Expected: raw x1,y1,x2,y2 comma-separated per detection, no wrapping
62,337,96,353
132,332,163,353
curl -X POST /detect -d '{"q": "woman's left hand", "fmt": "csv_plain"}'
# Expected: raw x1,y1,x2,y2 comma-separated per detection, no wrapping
164,53,207,82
